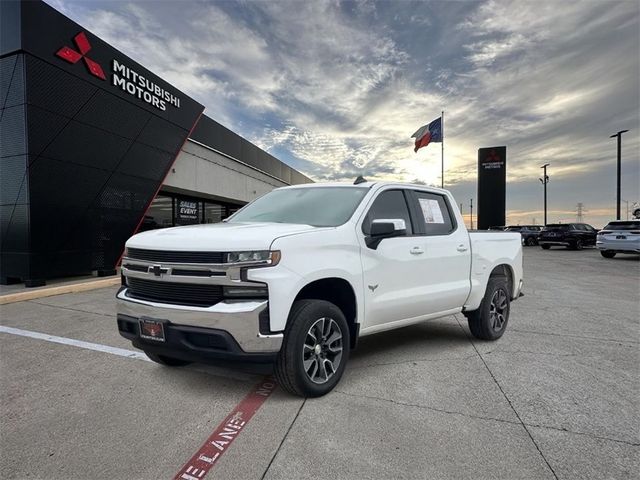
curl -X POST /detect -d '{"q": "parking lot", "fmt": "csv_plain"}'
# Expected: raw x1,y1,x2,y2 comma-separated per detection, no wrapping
1,247,638,479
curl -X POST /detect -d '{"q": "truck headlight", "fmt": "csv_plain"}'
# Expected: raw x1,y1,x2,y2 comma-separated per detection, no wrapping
226,250,280,266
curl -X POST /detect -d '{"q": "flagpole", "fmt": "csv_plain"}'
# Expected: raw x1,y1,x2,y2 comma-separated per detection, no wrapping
441,110,444,188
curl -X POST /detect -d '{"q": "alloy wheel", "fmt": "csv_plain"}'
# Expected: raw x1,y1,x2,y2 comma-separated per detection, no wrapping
489,289,508,332
302,317,343,384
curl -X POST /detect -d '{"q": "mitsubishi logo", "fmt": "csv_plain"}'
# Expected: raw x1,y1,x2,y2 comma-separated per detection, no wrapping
56,32,106,80
487,150,501,162
149,265,169,277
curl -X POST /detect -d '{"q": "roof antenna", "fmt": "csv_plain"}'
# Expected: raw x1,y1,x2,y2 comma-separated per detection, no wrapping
354,175,367,185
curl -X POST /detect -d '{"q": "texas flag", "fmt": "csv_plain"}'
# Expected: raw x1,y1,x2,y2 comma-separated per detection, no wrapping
411,117,442,152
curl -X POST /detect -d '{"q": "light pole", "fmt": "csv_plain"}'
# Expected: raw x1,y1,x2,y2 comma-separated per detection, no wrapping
610,130,629,220
539,163,550,226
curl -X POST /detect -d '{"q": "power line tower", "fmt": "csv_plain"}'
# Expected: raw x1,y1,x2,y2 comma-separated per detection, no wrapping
575,203,587,222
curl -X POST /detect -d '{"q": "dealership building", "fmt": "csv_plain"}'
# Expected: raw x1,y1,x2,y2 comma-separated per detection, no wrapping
0,0,312,287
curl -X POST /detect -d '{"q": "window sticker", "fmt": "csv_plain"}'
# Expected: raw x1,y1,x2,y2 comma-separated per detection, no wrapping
419,198,445,224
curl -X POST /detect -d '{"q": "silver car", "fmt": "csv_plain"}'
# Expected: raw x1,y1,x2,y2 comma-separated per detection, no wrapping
596,220,640,258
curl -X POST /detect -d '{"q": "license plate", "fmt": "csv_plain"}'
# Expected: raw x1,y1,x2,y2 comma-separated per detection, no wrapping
139,317,166,342
616,235,626,239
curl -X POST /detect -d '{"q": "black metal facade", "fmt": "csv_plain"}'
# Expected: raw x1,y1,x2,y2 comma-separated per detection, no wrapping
1,1,204,284
1,0,310,286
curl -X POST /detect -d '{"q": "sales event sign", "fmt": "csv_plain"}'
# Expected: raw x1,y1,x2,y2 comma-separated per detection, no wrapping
177,199,199,224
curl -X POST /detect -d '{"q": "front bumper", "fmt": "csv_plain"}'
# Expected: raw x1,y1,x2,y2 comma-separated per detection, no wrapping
116,288,283,359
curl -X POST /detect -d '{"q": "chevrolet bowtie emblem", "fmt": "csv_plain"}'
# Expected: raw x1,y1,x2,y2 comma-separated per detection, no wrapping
149,265,169,277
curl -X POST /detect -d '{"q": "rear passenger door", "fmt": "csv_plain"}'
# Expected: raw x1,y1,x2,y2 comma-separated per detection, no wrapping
406,190,472,313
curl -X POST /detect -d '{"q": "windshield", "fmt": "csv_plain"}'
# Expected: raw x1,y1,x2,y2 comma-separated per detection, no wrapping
545,224,571,231
603,221,640,231
228,187,369,227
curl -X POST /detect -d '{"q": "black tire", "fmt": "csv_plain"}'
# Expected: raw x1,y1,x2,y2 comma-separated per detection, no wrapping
541,244,551,250
600,250,616,258
275,299,350,397
465,277,510,341
145,352,192,367
525,237,536,246
571,239,583,250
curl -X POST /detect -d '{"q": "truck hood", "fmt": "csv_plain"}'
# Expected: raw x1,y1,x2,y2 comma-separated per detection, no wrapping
126,222,320,251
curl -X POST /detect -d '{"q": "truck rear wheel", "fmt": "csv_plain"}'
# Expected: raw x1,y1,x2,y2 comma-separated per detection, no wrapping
275,299,350,397
466,277,510,341
145,352,192,367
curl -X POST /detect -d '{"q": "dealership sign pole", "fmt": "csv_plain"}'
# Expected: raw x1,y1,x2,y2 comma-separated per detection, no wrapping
609,130,629,220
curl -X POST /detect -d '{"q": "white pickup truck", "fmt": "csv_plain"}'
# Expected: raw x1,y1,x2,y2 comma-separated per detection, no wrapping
117,181,523,397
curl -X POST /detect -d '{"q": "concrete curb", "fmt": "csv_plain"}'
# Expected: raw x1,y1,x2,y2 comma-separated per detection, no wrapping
0,277,121,305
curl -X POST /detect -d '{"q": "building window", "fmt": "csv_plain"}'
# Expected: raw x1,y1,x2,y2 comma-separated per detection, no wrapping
204,202,226,223
142,195,174,231
140,192,245,230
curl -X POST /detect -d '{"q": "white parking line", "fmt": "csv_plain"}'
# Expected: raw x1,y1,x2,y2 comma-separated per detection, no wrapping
0,325,150,360
0,325,260,382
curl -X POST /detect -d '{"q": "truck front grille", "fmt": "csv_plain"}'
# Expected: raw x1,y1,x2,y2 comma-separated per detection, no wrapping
126,278,223,307
127,248,225,264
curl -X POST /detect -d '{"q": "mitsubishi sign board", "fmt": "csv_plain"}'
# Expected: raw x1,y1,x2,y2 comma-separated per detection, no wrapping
477,146,507,230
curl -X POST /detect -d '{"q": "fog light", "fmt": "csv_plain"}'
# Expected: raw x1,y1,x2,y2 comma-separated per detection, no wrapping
223,286,268,298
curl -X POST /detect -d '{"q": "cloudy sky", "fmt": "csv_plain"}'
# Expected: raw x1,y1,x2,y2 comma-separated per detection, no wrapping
48,0,639,227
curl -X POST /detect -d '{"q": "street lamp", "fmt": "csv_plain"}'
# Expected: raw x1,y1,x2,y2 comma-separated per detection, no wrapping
610,130,629,220
539,163,550,226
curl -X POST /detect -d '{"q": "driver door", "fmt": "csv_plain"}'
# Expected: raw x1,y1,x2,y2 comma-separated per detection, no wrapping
359,189,430,329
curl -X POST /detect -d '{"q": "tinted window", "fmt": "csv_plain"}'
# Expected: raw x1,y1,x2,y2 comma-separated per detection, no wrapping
545,224,571,231
604,221,640,230
362,190,413,235
506,226,522,232
413,191,455,235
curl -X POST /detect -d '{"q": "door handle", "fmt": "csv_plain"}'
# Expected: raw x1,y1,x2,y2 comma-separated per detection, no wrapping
410,246,424,255
457,244,468,252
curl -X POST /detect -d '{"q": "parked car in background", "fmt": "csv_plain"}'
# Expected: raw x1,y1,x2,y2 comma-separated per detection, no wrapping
596,220,640,258
538,223,598,250
505,225,543,246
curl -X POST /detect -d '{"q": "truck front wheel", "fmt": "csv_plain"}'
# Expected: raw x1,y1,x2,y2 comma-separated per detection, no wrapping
465,277,510,341
275,300,350,397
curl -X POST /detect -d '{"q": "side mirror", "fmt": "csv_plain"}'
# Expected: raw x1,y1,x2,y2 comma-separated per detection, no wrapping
366,219,407,249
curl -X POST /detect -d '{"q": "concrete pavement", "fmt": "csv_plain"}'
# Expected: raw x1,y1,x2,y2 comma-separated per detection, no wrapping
1,247,638,479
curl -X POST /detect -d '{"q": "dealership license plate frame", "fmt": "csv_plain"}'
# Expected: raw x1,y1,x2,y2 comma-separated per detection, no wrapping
616,235,627,239
139,317,167,342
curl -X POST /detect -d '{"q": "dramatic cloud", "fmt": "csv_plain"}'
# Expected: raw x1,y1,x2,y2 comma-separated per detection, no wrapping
47,0,639,226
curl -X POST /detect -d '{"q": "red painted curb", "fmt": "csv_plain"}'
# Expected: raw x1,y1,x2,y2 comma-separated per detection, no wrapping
174,376,277,479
